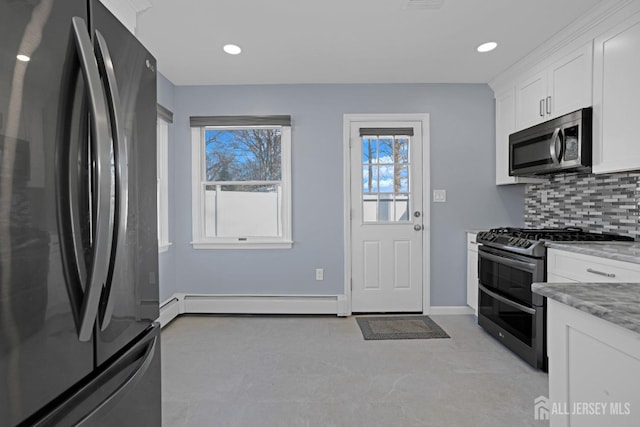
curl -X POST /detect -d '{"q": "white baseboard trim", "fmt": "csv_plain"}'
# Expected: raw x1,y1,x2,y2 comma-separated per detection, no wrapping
427,305,475,315
159,293,348,328
158,295,184,328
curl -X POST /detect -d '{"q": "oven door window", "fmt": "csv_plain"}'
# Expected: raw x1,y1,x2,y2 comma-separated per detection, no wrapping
478,253,536,307
479,288,534,347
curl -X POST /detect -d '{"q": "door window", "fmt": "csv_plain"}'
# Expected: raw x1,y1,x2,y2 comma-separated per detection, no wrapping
361,134,411,223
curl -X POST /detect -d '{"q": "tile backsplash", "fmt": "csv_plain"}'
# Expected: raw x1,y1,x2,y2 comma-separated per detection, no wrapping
525,172,640,240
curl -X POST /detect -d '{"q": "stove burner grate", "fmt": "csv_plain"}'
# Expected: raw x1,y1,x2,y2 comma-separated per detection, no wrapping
487,227,634,242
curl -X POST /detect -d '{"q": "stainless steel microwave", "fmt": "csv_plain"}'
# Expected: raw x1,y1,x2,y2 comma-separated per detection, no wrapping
509,108,592,176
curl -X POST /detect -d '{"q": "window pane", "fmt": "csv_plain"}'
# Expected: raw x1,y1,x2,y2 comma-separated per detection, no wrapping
204,184,282,237
362,137,377,164
363,194,377,222
396,137,409,164
378,165,394,193
205,128,281,181
204,185,216,237
378,137,393,162
377,164,409,193
362,165,378,193
394,195,409,221
378,196,393,221
397,165,409,192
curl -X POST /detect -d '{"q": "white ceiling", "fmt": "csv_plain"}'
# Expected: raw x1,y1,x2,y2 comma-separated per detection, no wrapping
136,0,603,86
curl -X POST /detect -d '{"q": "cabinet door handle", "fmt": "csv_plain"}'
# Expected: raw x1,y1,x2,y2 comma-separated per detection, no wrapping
469,241,478,245
546,96,551,115
586,268,616,278
539,99,545,117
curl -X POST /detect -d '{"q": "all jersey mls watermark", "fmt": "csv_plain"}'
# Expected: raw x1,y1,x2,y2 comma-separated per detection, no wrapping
534,396,632,421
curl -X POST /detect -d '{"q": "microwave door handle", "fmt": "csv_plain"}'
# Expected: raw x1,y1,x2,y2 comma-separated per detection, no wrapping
549,128,562,164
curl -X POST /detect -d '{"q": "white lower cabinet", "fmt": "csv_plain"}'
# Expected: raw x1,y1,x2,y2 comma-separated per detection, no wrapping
547,299,640,427
546,247,640,426
547,248,640,283
466,233,478,315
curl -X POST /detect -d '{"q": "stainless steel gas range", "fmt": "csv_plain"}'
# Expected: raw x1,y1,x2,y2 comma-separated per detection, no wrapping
475,227,633,371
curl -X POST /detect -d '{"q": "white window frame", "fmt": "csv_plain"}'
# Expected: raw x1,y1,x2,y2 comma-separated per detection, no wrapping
191,125,292,249
157,116,171,252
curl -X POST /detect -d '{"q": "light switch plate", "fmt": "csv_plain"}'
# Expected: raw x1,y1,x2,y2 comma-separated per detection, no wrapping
433,189,446,203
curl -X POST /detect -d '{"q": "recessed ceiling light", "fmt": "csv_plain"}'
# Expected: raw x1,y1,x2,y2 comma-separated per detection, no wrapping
16,54,30,62
477,42,497,53
223,44,242,55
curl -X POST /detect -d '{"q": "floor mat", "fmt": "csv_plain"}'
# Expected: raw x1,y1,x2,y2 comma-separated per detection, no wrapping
356,315,450,340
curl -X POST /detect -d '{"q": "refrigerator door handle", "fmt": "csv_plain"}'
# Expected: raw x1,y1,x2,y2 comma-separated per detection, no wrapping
29,325,160,427
94,30,128,331
71,17,113,342
76,334,158,426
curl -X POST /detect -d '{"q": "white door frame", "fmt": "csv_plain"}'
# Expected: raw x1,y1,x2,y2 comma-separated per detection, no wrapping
343,113,430,315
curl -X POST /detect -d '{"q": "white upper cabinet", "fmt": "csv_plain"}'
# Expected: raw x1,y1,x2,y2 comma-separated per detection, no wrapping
490,1,640,185
495,87,546,185
592,11,640,174
515,71,548,130
548,43,593,118
495,88,516,185
515,42,593,130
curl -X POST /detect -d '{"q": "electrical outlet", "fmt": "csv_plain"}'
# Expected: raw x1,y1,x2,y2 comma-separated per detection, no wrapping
315,268,324,281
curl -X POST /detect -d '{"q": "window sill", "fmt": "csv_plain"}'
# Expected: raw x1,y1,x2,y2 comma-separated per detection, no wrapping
191,240,293,250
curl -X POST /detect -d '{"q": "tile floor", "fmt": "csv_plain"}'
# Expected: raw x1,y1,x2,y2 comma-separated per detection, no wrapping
161,314,549,427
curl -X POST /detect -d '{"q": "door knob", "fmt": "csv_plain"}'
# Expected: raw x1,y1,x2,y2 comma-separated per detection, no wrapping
414,224,423,231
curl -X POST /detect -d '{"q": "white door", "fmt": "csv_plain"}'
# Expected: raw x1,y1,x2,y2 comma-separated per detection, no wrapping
349,120,424,312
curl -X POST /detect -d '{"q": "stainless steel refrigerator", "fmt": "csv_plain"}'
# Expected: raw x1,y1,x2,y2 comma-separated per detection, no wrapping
0,0,161,425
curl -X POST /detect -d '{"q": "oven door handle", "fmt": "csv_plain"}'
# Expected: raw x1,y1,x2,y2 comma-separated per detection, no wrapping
479,284,536,315
478,249,538,273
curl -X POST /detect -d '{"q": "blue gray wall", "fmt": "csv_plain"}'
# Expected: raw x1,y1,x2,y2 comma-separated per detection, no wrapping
159,83,525,306
157,73,176,302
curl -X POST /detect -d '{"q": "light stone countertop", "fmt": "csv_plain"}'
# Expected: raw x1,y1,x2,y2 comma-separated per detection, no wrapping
465,229,486,234
532,282,640,335
545,241,640,265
